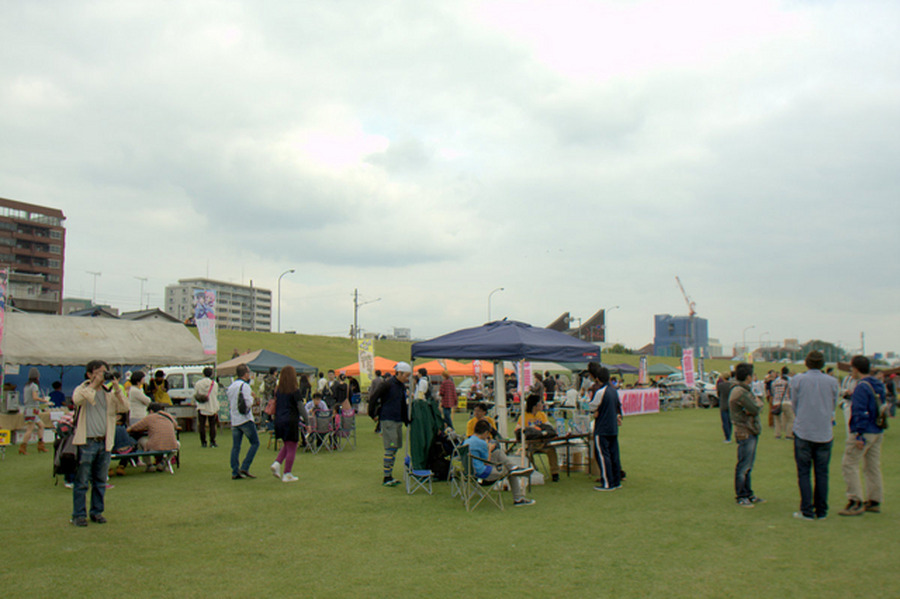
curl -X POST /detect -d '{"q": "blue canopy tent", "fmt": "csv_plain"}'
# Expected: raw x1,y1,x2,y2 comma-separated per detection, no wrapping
411,320,601,438
411,320,601,363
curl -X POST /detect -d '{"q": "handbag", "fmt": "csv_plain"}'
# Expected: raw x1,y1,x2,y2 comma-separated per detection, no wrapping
237,382,250,415
264,397,276,416
194,380,213,403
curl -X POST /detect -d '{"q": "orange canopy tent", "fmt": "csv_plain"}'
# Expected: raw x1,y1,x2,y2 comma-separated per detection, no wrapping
460,360,514,376
335,356,398,376
414,359,470,376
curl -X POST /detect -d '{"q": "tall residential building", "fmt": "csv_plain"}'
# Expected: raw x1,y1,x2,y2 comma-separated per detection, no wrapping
0,197,66,314
165,277,272,332
653,314,709,357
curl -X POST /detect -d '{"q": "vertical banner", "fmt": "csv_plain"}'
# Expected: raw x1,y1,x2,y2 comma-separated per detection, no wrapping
697,355,706,384
193,289,217,355
521,362,533,395
638,355,648,385
0,268,7,355
357,339,375,389
682,348,695,387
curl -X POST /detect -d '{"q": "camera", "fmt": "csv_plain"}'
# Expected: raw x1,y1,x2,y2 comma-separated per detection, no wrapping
104,371,119,382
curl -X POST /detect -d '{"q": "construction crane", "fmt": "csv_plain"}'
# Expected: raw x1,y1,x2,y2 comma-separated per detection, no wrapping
675,276,697,317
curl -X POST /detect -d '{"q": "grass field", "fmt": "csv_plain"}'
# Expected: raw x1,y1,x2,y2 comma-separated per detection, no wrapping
2,407,897,598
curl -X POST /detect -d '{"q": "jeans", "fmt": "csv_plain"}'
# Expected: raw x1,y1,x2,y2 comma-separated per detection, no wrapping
441,407,454,430
794,436,832,518
720,410,732,441
734,435,758,499
72,439,111,520
231,422,259,477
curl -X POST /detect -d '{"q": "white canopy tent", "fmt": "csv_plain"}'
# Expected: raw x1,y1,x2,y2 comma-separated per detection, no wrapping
0,312,213,366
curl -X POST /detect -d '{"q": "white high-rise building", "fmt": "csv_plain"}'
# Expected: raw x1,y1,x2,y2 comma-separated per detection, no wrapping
165,277,271,332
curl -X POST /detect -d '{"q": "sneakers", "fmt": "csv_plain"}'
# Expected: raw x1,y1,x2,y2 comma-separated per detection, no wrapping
594,485,618,492
514,498,536,507
282,473,299,483
271,461,282,479
749,496,767,505
793,511,815,521
239,470,256,479
509,466,534,477
71,517,88,527
90,514,107,524
382,477,401,487
210,442,218,448
864,500,881,513
64,482,74,489
115,465,127,476
839,500,865,516
736,497,755,508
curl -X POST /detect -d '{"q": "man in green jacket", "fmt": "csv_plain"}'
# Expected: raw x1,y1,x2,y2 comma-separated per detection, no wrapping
729,363,765,508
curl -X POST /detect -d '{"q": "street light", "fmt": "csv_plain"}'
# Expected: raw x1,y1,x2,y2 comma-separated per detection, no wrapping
487,287,504,322
742,325,755,355
759,331,770,360
603,305,620,342
277,269,295,333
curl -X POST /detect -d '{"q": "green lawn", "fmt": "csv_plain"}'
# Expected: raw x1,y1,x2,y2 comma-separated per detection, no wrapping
2,408,896,598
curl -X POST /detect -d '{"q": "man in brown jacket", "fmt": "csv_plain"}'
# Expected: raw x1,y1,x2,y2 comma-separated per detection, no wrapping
729,363,765,508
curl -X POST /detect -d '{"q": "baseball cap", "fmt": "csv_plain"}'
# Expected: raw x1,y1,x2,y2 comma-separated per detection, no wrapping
395,362,412,373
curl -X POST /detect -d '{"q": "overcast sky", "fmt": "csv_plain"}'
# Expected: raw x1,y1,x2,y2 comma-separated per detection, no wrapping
1,0,898,355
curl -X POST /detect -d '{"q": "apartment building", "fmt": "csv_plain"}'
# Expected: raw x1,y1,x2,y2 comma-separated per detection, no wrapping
165,277,271,332
0,197,66,314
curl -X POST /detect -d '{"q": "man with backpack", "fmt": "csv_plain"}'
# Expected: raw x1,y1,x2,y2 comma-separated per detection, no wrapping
839,356,887,516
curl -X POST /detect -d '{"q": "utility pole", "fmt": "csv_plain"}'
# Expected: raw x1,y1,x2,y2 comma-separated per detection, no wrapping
134,276,147,310
86,271,101,304
353,288,381,340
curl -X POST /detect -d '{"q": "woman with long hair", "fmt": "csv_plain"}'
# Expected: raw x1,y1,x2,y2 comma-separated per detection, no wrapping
270,366,309,483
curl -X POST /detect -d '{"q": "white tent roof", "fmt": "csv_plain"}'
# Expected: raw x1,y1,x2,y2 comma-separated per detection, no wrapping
0,312,214,366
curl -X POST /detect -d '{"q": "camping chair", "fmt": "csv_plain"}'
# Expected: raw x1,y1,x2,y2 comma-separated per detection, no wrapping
403,455,434,495
456,444,507,512
306,410,335,454
334,411,357,451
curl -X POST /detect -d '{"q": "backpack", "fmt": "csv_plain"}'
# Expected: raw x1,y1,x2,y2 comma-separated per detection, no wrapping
367,377,388,420
863,381,889,431
53,408,80,482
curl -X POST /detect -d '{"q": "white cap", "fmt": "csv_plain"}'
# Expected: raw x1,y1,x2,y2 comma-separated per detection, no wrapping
395,362,412,373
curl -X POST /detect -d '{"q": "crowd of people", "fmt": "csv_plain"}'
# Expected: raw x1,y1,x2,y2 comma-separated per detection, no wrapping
13,351,890,527
717,350,892,519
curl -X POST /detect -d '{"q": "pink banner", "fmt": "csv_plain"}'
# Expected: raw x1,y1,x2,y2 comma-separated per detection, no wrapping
682,349,695,387
619,388,660,416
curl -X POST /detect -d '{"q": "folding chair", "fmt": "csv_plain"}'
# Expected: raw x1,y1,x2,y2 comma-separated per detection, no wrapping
404,455,434,495
334,411,357,451
305,410,335,454
457,444,507,512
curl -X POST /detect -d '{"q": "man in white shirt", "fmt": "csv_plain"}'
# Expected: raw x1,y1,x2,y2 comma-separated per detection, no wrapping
228,364,258,479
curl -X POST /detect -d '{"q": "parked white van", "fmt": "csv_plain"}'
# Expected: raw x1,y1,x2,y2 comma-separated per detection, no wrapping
153,365,210,404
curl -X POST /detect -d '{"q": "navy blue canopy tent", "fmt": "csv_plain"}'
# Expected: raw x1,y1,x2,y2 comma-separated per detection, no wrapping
411,319,601,447
410,320,601,362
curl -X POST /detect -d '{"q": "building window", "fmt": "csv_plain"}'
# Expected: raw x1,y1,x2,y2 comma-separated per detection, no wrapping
49,245,60,254
48,259,60,268
49,229,62,239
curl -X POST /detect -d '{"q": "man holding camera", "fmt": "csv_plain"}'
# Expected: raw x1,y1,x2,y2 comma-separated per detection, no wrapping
70,360,129,527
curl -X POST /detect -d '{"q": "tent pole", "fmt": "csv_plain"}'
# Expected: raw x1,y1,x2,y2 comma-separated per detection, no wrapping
494,361,507,438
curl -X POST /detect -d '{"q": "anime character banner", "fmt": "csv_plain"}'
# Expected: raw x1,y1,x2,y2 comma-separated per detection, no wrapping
193,289,217,355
